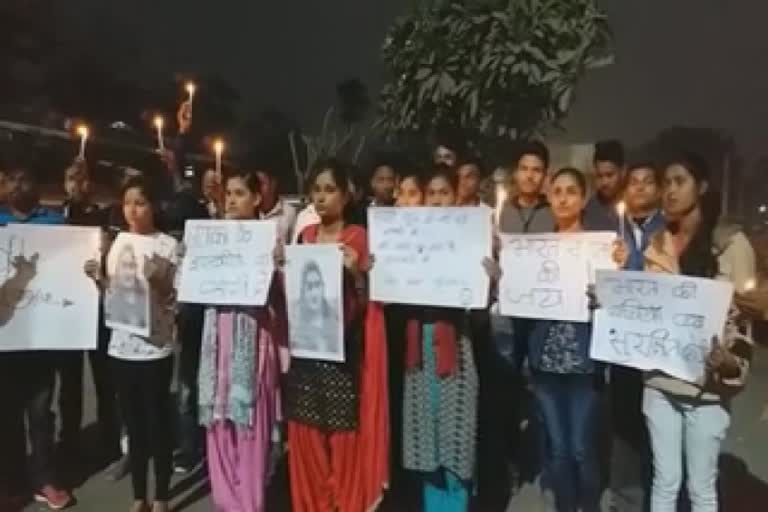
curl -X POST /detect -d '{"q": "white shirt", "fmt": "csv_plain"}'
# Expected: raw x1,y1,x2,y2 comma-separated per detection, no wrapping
108,232,179,361
260,198,297,245
291,203,320,244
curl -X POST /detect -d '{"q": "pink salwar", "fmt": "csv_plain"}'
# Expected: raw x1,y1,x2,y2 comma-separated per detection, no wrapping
206,310,282,512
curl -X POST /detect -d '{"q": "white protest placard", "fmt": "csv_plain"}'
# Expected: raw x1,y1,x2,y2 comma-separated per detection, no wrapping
590,270,734,383
105,233,157,337
368,206,491,309
178,219,276,306
499,231,615,322
0,224,101,351
285,244,344,362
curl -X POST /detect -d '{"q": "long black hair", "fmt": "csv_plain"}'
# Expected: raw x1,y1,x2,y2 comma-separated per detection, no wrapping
121,175,165,232
665,153,719,278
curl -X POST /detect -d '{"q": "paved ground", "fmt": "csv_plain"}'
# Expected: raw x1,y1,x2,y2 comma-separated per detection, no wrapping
22,341,768,512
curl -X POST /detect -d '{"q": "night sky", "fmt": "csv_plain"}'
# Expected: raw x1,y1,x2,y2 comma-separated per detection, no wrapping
54,0,768,165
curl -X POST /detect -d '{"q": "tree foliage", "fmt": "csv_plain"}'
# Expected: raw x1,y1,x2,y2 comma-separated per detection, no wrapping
378,0,613,147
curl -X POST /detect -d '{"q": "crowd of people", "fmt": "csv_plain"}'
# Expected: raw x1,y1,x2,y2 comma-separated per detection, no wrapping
0,100,763,512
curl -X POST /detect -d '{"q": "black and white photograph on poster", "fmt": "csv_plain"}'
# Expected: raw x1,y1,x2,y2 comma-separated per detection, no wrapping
105,232,152,337
285,244,344,362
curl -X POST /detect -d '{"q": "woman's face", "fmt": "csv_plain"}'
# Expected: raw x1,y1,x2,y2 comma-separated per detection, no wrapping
663,164,704,221
117,248,138,288
123,187,154,233
225,176,261,220
424,176,456,207
311,170,348,222
303,268,325,313
548,173,585,225
396,176,423,207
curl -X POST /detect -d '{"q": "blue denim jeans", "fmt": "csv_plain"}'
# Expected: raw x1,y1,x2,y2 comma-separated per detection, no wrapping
532,372,601,512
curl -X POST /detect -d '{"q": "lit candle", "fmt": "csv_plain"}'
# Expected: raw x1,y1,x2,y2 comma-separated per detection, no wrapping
153,116,165,151
616,201,626,240
185,82,196,114
213,139,224,182
185,82,196,103
744,278,757,292
76,125,89,160
495,183,507,227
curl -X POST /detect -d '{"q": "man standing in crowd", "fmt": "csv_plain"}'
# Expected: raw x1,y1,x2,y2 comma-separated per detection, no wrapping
584,139,626,230
369,155,399,207
0,163,74,510
482,141,556,507
609,162,665,512
250,156,297,244
200,168,221,219
59,159,123,481
160,101,212,475
456,156,487,207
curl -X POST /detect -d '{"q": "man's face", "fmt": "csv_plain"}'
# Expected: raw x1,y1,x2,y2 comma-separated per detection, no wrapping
457,163,481,205
625,167,660,214
202,169,220,202
8,170,38,211
513,154,547,197
64,167,90,203
433,145,458,167
371,165,397,205
594,160,623,202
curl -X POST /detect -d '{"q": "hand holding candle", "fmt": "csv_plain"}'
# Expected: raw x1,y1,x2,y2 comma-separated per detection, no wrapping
76,125,89,160
154,116,165,151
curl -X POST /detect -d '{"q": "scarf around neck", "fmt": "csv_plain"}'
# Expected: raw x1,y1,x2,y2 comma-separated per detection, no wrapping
199,308,259,428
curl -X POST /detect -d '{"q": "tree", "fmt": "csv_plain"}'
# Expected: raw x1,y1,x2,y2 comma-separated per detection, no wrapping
377,0,613,152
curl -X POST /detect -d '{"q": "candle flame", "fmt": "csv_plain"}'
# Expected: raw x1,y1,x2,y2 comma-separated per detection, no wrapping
616,201,626,216
153,116,164,129
76,125,89,138
185,82,196,96
213,139,225,155
744,278,757,292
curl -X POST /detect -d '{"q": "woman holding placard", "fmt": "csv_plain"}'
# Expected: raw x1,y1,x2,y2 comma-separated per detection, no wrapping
195,169,289,512
615,154,754,512
85,177,179,512
399,166,481,512
284,159,388,512
518,167,603,512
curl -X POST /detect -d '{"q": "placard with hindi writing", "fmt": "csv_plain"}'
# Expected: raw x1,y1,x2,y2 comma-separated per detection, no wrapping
590,270,733,383
368,207,492,308
178,219,276,306
499,232,615,322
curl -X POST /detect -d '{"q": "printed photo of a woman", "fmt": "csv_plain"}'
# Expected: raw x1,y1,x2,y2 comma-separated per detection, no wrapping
105,242,150,334
289,259,342,360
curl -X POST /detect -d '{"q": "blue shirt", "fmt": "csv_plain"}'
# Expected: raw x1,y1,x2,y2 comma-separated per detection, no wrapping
0,206,65,225
621,210,665,271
